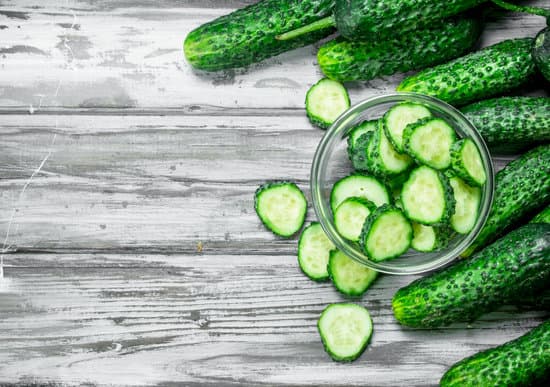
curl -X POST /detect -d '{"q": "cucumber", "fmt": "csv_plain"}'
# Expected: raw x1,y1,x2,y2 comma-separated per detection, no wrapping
306,78,350,129
254,181,307,237
359,204,413,262
334,197,376,242
184,0,335,71
450,138,486,186
330,174,390,213
531,204,550,224
383,102,432,153
298,222,335,281
411,223,454,252
347,120,378,155
449,175,481,234
366,124,413,177
462,144,550,257
317,303,373,362
534,27,550,82
397,38,536,106
440,320,550,387
328,250,378,297
392,223,550,328
317,16,482,82
461,97,550,154
350,131,375,173
401,166,456,226
403,117,457,170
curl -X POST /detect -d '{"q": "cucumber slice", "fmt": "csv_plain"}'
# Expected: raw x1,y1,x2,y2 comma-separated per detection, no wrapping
255,181,307,237
359,204,413,262
367,124,413,176
411,223,454,252
334,197,376,242
328,250,378,297
317,303,373,362
451,138,486,186
306,78,350,129
347,120,378,154
382,102,432,153
298,222,335,281
401,166,456,226
449,176,481,234
403,117,457,169
330,174,390,213
350,131,375,173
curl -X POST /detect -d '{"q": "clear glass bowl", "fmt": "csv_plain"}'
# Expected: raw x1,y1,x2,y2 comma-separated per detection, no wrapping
310,93,495,275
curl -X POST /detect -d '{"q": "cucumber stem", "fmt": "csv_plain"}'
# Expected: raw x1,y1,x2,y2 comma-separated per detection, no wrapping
491,0,550,23
276,15,336,41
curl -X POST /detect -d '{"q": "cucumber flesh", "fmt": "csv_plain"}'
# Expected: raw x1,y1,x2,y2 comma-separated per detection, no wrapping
317,303,373,362
451,138,486,186
383,102,432,153
298,222,335,281
334,197,376,242
449,176,481,234
306,78,350,129
367,125,413,176
328,250,378,297
330,174,390,213
412,223,454,252
255,182,307,237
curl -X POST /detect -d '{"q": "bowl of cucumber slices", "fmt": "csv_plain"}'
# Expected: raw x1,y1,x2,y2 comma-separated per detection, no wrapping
311,93,495,275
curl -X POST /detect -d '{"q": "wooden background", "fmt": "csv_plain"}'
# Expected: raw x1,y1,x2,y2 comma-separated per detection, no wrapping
0,1,548,385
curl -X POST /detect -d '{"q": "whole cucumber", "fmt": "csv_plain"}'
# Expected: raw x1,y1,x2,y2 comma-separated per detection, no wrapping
392,223,550,328
184,0,335,71
461,97,550,154
318,16,482,82
534,27,550,82
440,320,550,387
397,38,536,106
462,144,550,257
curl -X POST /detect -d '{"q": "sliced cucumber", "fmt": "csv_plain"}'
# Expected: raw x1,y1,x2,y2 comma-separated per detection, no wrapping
328,250,378,297
451,138,486,186
298,222,335,281
382,102,432,153
411,223,454,252
401,166,456,226
449,175,481,234
334,197,376,242
360,204,413,262
367,124,413,176
350,131,374,173
317,303,373,362
306,78,350,129
255,181,307,237
347,120,378,154
330,174,390,213
403,117,457,170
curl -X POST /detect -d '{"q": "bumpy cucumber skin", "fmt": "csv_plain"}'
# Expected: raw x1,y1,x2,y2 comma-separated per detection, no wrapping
440,320,550,387
531,204,550,224
318,16,481,82
461,97,550,154
397,38,536,106
347,120,377,155
184,0,335,71
533,27,550,82
334,0,484,40
393,223,550,328
350,131,374,172
462,144,550,257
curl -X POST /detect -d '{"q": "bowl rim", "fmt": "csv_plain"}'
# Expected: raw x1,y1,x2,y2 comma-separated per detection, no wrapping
310,92,495,275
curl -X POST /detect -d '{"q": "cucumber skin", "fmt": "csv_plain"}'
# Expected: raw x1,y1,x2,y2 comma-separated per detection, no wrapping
450,139,484,187
462,144,550,257
440,320,550,387
397,38,536,106
184,0,335,71
461,97,550,154
334,0,485,40
531,205,550,224
392,223,550,328
533,27,550,82
318,17,481,82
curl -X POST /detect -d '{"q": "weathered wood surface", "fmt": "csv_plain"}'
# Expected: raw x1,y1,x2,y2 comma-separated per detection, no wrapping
0,1,548,386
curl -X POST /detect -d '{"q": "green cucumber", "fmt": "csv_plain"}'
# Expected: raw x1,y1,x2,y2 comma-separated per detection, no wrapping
411,223,454,252
449,176,481,234
462,144,550,257
184,0,335,71
440,320,550,387
330,174,390,213
397,38,536,106
254,181,307,237
450,138,486,187
306,78,350,129
461,97,550,154
534,27,550,82
350,131,375,173
531,204,550,224
317,16,481,82
392,223,550,328
328,250,378,297
366,124,413,177
334,197,376,242
347,120,378,155
298,222,335,281
383,102,432,154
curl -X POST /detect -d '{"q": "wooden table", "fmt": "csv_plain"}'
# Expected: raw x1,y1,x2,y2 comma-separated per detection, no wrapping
0,1,548,385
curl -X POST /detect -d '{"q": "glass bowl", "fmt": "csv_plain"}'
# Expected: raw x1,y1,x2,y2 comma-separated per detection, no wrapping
310,93,494,275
